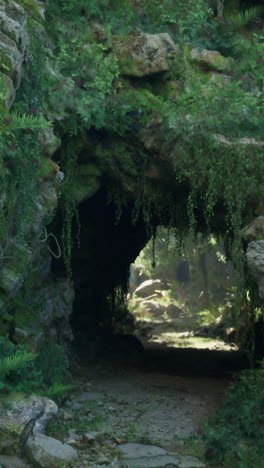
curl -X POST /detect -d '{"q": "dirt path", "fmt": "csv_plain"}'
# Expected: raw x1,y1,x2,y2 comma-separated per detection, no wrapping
47,357,233,467
82,363,228,441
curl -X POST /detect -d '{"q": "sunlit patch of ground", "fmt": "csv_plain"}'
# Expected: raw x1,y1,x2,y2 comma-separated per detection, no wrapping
150,331,238,351
131,303,238,352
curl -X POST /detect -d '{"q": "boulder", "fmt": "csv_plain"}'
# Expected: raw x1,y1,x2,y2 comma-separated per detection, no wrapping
166,304,183,318
242,217,264,243
26,433,77,467
0,394,57,454
141,300,166,318
135,279,163,298
112,30,178,77
190,48,234,72
246,241,264,300
129,263,148,293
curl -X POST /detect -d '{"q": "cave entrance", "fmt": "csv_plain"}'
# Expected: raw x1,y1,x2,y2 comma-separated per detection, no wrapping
61,186,250,377
62,188,152,361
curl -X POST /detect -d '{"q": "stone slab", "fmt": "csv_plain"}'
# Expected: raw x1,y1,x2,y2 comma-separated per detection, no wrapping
119,443,205,468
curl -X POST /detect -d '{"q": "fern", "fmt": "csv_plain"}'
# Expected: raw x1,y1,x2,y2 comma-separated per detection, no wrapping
46,383,74,403
228,7,263,31
0,352,37,377
0,112,51,137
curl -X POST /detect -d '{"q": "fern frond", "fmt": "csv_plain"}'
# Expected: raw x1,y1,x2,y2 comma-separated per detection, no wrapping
228,7,263,31
5,112,51,131
0,352,37,376
46,382,74,399
0,112,51,137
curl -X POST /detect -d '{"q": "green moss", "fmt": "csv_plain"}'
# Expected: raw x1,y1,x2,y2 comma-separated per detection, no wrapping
120,87,160,112
70,175,101,204
36,158,59,179
190,48,234,72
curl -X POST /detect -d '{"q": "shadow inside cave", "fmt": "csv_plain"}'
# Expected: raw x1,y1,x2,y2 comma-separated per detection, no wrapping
73,331,249,379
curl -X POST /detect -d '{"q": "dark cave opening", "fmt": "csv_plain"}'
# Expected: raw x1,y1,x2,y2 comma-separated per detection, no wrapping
55,189,152,354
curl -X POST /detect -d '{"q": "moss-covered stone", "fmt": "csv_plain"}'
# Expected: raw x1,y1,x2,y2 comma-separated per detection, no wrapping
0,0,26,43
70,175,101,205
26,433,77,468
242,217,264,243
36,158,60,180
112,30,178,77
190,48,234,72
0,31,23,88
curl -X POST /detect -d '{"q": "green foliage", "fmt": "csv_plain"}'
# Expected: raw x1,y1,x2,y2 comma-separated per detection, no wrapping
44,0,263,279
0,336,71,401
15,20,50,114
228,7,263,31
0,18,51,250
0,351,36,377
4,0,262,302
203,362,264,467
48,0,109,21
46,383,75,404
0,336,42,394
142,0,213,38
0,112,50,138
52,41,120,131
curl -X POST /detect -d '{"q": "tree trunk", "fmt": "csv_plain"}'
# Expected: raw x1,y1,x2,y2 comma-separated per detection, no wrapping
217,0,224,19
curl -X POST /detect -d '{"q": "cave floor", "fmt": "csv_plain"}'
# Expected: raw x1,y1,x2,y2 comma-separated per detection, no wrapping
46,347,245,467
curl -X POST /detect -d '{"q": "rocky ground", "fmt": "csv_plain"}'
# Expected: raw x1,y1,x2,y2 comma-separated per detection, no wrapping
39,303,248,468
44,355,234,468
0,340,248,468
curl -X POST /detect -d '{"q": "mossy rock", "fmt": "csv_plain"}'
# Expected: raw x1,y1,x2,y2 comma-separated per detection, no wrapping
0,393,27,455
70,175,101,204
36,158,59,180
242,217,264,243
0,72,15,110
112,30,178,77
190,48,234,72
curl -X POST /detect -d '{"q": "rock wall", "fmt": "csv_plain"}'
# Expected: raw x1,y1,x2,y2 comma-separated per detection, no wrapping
0,0,74,347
